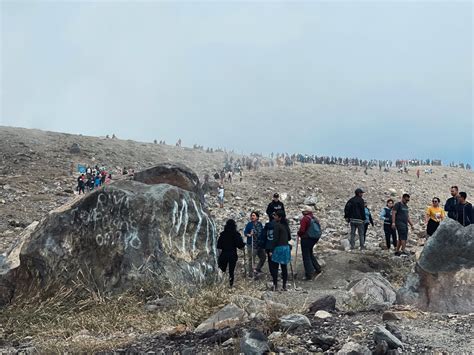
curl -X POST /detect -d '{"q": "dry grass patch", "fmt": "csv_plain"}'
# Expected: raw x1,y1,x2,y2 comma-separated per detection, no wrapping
0,278,262,353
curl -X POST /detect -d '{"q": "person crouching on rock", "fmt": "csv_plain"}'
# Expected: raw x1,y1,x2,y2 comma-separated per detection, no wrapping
217,219,245,287
269,210,292,291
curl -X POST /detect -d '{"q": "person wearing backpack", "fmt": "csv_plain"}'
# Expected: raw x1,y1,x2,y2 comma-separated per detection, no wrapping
269,210,292,291
297,205,322,280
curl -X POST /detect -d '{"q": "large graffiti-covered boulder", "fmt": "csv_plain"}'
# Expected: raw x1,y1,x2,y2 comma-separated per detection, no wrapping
0,176,218,305
397,219,474,313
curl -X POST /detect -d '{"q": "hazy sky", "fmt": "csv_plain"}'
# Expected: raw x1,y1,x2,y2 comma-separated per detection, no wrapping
1,0,472,164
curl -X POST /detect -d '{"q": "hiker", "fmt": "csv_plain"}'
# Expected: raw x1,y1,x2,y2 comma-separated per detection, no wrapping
94,173,101,188
455,192,473,226
445,186,459,220
416,169,420,179
297,205,322,280
425,197,445,237
260,217,276,274
392,193,415,256
344,188,367,250
77,174,85,194
266,193,285,220
243,211,265,275
217,185,224,208
269,210,291,291
217,219,245,287
364,202,374,240
379,199,397,250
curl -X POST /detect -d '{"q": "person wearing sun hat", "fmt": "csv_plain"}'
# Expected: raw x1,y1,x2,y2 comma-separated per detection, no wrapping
297,205,322,280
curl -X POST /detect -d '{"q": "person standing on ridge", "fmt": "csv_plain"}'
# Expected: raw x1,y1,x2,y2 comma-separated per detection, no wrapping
392,193,415,256
344,188,366,250
266,193,285,221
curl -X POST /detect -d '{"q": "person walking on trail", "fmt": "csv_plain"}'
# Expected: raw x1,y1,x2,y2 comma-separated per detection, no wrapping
425,197,445,237
445,186,459,220
217,185,224,208
363,202,374,241
266,193,285,221
268,210,291,291
379,199,397,250
392,193,415,256
244,211,265,276
297,205,322,280
77,174,85,194
217,219,245,287
344,188,367,250
456,192,473,226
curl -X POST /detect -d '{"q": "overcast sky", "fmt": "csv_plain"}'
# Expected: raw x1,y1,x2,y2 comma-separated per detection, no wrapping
1,0,472,164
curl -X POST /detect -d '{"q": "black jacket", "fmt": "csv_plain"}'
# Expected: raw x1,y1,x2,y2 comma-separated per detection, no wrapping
456,202,473,226
266,201,285,219
217,231,245,254
272,222,291,250
445,196,458,219
344,195,366,221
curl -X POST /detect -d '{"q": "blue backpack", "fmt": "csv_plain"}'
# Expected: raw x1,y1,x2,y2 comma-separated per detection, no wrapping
307,218,322,241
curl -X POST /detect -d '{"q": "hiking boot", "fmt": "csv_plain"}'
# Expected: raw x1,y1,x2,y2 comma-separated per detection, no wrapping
271,285,278,292
281,287,288,292
394,251,401,256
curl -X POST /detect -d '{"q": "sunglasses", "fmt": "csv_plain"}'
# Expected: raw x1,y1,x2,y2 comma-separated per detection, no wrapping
432,200,439,203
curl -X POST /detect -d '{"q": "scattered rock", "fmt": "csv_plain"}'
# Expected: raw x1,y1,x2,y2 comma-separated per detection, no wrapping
337,341,371,355
239,328,270,355
279,314,311,331
373,325,404,349
315,310,332,319
373,340,389,355
308,295,337,313
69,143,81,154
343,273,396,311
311,334,337,351
382,311,402,321
195,304,247,333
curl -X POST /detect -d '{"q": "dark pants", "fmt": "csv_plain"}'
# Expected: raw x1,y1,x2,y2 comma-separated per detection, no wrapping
218,251,238,286
426,219,440,236
301,238,321,278
364,223,369,237
383,224,397,249
268,255,288,288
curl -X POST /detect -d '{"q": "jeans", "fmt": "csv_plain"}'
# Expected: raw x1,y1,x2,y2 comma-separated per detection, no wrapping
350,221,365,249
247,246,266,273
300,238,321,278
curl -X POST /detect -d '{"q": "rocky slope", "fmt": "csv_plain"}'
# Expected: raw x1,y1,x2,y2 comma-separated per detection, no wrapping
0,126,473,353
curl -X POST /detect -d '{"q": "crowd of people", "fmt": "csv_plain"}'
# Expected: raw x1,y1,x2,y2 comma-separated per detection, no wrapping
216,185,472,289
76,165,112,194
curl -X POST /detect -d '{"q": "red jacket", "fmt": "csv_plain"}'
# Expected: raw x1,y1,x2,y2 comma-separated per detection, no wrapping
297,212,314,237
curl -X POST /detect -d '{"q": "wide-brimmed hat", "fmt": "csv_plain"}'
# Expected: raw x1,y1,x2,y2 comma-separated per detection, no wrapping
302,205,313,213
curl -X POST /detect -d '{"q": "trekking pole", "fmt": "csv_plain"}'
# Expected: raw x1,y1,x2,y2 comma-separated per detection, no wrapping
289,259,297,291
243,246,247,277
293,235,299,279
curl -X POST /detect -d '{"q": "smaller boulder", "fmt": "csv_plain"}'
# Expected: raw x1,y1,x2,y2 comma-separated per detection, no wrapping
337,341,371,355
240,329,269,355
373,325,404,349
311,334,337,351
279,314,311,331
315,310,332,319
308,295,337,313
195,304,247,333
69,143,81,154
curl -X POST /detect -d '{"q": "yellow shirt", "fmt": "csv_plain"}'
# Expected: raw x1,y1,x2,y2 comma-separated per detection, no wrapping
426,206,445,222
